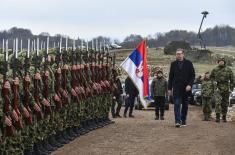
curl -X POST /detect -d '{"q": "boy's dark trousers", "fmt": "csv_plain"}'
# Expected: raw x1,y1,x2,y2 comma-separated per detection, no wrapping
111,95,122,117
124,96,135,116
154,96,165,118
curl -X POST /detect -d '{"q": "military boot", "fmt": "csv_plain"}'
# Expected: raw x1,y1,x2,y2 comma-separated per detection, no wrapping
79,125,88,135
93,118,101,128
55,131,68,144
67,127,76,139
222,115,227,122
216,113,220,123
43,138,56,152
97,118,105,127
24,147,35,155
82,121,91,132
203,115,209,121
40,141,51,154
33,143,49,155
63,129,73,141
49,135,62,148
73,126,81,136
91,119,99,129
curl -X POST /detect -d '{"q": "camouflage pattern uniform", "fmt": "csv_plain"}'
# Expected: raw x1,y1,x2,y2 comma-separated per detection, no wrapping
210,58,234,122
3,70,24,155
0,86,5,155
201,76,214,120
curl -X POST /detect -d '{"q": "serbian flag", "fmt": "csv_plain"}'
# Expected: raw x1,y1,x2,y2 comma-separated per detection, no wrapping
120,40,149,109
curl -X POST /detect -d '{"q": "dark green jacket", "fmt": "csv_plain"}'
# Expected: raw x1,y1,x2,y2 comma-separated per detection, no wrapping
151,77,167,97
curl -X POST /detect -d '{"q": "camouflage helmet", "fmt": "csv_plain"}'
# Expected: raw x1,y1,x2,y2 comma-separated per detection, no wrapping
157,70,163,74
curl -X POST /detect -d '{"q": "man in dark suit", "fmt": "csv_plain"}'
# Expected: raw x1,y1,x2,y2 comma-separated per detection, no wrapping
168,48,195,127
124,77,139,118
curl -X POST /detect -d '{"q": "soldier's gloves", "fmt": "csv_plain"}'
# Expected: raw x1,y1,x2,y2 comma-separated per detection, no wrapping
71,89,77,96
126,94,130,98
23,107,30,118
113,96,116,100
33,104,41,112
42,99,51,107
80,87,85,94
4,116,12,126
54,94,61,102
63,90,68,98
12,110,19,121
75,87,80,94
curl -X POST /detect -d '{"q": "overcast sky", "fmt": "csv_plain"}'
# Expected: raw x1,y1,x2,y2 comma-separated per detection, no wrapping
0,0,234,41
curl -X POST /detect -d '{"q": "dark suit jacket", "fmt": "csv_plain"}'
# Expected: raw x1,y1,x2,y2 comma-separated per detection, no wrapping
168,59,195,97
125,77,139,97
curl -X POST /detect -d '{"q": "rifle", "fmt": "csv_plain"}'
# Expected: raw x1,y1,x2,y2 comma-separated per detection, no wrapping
22,40,33,125
76,49,86,100
12,38,24,130
1,40,16,136
83,49,93,98
54,46,63,110
61,38,69,105
32,38,43,121
42,39,52,115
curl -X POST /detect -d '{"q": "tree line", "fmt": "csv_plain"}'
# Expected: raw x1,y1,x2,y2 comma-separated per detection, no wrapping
0,25,235,50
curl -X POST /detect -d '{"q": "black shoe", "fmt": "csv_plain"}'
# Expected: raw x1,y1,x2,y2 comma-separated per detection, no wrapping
160,116,164,120
115,114,122,118
123,114,127,118
222,115,227,122
129,115,134,118
181,121,187,127
155,116,159,120
216,113,220,123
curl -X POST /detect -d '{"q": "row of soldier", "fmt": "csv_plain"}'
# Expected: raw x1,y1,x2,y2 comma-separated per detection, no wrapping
0,37,117,155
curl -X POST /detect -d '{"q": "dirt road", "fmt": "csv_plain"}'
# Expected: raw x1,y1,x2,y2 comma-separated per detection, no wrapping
52,105,235,155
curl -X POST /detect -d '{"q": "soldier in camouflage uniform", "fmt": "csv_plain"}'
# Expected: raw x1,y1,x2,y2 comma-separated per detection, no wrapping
41,53,58,153
15,51,38,155
201,72,214,121
210,58,234,122
2,70,24,155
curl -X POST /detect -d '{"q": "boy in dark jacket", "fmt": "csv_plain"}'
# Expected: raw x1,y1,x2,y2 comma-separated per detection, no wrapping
124,77,139,118
151,70,168,120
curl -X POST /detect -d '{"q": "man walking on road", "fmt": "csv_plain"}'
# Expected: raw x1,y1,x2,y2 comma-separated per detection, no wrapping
168,49,195,127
